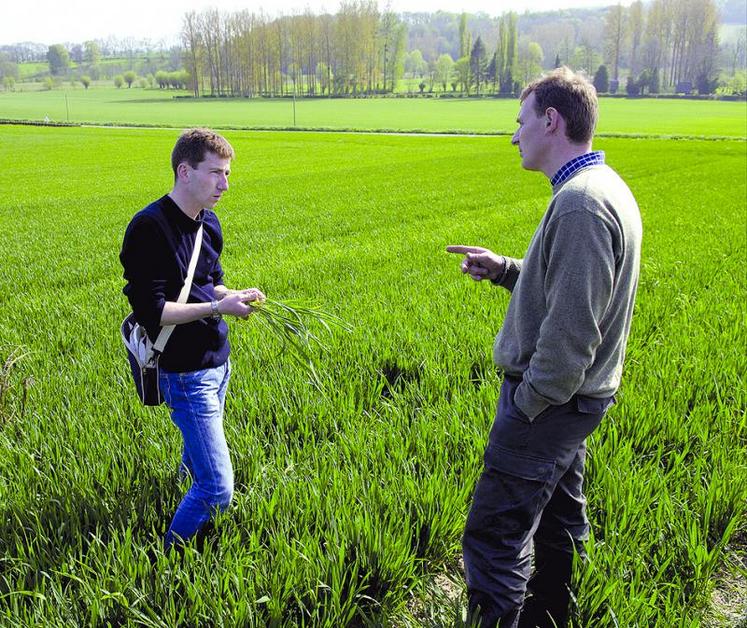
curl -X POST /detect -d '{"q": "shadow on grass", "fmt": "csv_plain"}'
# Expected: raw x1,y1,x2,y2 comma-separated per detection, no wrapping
0,471,175,594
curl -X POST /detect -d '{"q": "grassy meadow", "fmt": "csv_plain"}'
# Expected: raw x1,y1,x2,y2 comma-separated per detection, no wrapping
0,120,744,626
1,86,746,137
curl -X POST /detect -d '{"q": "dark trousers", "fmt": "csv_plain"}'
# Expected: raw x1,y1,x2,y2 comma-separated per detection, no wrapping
463,376,612,628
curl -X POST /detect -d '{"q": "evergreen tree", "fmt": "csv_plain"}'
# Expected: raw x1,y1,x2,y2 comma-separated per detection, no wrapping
470,36,487,94
625,74,640,96
487,52,497,91
593,64,610,93
649,67,660,93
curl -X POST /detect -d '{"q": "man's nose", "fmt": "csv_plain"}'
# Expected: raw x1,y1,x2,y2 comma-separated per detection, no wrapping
511,131,519,145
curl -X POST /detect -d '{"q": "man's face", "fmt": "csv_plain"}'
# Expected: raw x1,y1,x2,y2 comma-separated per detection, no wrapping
184,151,231,209
511,92,547,172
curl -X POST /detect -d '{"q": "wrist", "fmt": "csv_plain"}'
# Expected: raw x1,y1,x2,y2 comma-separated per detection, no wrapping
210,299,222,320
490,256,507,284
214,285,230,300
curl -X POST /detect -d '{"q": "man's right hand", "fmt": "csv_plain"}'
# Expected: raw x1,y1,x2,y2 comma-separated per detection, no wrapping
446,245,505,282
219,289,266,319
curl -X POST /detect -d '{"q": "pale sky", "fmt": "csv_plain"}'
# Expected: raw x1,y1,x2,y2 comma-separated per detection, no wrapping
1,0,618,47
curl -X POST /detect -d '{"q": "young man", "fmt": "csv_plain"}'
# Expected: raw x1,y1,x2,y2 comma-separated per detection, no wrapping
120,128,265,548
447,68,642,627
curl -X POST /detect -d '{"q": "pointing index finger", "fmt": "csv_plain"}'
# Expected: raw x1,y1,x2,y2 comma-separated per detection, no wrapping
446,245,486,255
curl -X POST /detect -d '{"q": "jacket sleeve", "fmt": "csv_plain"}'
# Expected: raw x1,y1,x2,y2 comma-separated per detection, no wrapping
120,215,172,339
513,207,617,419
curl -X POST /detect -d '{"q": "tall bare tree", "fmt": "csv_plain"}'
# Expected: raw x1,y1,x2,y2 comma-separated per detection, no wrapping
628,1,645,77
605,4,628,81
182,11,202,96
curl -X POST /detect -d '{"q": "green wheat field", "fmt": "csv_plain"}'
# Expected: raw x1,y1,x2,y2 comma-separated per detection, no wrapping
0,97,745,626
2,87,747,137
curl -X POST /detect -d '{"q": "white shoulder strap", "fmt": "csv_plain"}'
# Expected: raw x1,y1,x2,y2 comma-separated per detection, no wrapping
152,224,204,356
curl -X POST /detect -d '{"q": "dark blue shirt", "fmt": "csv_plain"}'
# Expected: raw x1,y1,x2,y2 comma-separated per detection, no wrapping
120,194,230,372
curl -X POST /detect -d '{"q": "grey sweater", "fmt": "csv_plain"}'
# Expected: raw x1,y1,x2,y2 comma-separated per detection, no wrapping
493,164,642,419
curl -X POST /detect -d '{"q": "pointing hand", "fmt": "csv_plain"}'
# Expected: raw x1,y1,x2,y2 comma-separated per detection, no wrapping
446,245,505,282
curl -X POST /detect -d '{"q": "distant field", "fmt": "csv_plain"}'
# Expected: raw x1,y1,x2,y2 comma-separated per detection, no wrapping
0,124,744,625
719,23,747,44
16,62,48,80
1,87,746,137
16,57,174,80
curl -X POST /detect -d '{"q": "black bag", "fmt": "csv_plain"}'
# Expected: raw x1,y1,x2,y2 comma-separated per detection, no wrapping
121,313,163,406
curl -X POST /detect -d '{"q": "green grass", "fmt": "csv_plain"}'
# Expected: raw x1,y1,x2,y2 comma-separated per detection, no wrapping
1,87,746,137
0,125,745,626
15,62,48,80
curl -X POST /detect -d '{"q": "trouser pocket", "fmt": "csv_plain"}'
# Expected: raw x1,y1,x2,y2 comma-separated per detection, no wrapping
577,394,615,415
466,443,555,536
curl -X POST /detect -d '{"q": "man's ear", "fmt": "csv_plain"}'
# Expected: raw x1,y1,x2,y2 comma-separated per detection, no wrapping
544,107,560,132
176,162,190,183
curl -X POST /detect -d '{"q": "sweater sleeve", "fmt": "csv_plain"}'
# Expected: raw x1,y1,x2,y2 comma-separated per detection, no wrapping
492,256,523,291
203,210,225,287
120,215,172,339
513,207,617,419
211,258,225,287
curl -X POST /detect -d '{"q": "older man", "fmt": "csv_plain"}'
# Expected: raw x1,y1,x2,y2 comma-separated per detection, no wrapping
448,68,642,627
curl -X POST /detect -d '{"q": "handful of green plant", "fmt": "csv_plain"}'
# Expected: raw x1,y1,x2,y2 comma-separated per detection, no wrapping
249,298,351,389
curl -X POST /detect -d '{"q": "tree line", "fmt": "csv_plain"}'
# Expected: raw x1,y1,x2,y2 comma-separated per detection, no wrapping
178,5,554,98
403,3,744,96
180,2,407,97
181,0,743,98
1,0,743,96
601,0,727,94
0,38,185,91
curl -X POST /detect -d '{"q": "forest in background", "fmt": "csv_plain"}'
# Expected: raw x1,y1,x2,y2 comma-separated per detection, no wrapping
1,0,745,97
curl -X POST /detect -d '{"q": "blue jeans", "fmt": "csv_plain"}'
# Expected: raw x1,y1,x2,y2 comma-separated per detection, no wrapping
159,361,233,548
463,376,613,627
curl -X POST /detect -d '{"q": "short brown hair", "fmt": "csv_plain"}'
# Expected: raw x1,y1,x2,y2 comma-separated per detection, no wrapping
520,67,598,144
171,128,234,177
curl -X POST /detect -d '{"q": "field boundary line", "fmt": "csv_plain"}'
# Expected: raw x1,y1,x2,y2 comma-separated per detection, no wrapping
1,118,745,141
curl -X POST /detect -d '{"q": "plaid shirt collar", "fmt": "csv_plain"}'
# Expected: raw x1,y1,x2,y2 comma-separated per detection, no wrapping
551,151,606,187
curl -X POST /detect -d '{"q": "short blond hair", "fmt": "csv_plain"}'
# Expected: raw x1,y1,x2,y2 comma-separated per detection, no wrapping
521,67,598,144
